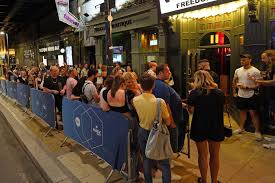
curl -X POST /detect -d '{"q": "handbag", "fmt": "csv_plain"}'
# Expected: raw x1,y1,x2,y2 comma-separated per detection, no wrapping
145,98,173,160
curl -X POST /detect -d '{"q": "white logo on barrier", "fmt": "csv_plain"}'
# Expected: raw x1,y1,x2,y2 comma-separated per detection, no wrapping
42,105,47,110
72,105,104,150
92,126,102,136
75,117,81,127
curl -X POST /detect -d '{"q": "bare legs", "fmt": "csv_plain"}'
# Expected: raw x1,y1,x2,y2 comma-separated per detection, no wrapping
196,140,221,183
249,110,261,133
196,141,208,183
238,110,261,133
238,110,247,130
208,141,221,183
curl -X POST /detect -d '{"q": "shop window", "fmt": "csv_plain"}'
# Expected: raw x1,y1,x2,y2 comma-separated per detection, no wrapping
140,31,159,52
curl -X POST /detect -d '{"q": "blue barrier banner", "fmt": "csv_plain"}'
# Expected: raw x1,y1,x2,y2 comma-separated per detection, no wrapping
62,97,129,170
1,80,6,95
17,83,30,108
30,88,56,128
6,81,17,99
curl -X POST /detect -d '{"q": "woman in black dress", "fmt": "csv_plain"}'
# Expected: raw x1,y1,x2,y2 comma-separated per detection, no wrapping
187,70,224,183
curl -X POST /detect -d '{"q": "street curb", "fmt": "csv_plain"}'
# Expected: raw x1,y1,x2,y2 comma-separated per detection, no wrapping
0,96,73,183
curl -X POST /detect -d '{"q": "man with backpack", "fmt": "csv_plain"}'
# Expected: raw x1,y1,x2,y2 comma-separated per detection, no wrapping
82,69,100,104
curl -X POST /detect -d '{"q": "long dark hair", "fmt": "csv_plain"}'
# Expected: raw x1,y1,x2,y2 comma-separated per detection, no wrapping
111,75,124,97
104,75,114,90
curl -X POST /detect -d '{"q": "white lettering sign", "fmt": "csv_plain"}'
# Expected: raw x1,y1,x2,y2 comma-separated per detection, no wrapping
55,0,84,30
159,0,217,14
48,46,55,52
54,46,60,51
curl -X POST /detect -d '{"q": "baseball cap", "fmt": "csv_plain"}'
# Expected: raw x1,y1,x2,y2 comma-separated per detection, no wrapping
240,54,252,59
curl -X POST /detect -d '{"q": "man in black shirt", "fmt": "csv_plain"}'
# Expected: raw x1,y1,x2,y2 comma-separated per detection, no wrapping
43,66,66,114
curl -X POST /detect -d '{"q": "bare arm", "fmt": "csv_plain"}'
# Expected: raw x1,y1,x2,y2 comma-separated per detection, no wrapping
256,74,275,86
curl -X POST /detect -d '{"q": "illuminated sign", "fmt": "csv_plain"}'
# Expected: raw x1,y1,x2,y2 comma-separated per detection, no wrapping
159,0,217,14
56,0,68,6
55,0,84,30
39,48,47,53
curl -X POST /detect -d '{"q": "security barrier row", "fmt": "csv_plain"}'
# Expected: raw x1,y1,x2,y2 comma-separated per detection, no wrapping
0,80,132,182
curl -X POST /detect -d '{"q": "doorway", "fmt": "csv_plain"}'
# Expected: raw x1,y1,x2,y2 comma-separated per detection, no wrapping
200,47,231,94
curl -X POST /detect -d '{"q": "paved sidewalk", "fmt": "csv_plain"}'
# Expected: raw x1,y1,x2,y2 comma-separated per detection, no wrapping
0,95,275,183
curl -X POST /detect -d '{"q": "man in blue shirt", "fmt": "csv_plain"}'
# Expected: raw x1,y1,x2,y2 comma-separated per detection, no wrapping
153,64,186,153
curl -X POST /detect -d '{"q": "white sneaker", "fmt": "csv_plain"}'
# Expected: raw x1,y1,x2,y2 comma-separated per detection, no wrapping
264,137,275,142
263,144,271,149
263,143,275,150
171,172,182,181
255,132,263,141
233,128,244,134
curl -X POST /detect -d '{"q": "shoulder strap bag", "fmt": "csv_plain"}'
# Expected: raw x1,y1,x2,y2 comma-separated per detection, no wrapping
145,98,173,160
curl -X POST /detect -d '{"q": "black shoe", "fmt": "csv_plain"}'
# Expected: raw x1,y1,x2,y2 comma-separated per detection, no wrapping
197,177,202,183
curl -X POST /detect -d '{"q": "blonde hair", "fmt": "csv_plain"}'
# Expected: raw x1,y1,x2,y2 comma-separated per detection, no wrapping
123,72,138,88
193,70,218,90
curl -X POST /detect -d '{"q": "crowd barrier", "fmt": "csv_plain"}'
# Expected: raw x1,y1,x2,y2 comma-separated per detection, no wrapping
0,80,56,131
0,79,166,182
6,80,17,99
16,83,30,108
62,97,130,179
30,88,56,129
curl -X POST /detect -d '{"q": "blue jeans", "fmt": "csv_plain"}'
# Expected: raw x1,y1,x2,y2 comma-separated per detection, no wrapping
138,127,171,183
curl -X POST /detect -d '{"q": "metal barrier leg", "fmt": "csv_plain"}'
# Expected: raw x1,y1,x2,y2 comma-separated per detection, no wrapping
179,120,191,159
104,169,114,183
44,127,53,137
127,130,132,181
60,137,68,147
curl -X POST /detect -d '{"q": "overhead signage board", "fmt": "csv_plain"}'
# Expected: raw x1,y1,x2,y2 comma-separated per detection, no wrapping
55,0,84,30
90,8,158,36
159,0,217,14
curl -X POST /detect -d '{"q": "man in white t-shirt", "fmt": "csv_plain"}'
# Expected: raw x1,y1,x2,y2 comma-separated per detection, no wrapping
83,69,100,104
232,54,262,140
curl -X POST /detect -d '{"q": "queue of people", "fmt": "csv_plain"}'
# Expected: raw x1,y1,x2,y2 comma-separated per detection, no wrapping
2,49,275,183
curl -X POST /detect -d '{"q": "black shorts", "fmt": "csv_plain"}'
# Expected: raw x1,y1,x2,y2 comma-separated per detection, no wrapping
235,95,258,110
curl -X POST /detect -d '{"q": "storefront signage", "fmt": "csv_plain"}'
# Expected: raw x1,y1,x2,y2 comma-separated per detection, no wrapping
39,48,48,53
39,46,60,53
159,0,217,14
94,20,133,32
90,8,158,36
55,0,84,30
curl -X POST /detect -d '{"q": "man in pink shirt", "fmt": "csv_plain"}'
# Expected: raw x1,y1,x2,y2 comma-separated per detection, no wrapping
66,68,78,99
